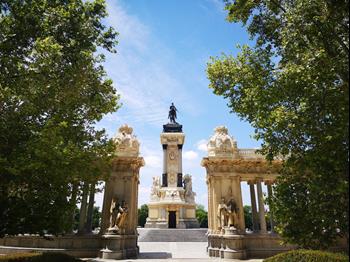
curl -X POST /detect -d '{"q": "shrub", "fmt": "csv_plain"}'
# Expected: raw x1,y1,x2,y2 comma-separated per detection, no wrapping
0,252,81,262
0,253,40,262
264,249,349,262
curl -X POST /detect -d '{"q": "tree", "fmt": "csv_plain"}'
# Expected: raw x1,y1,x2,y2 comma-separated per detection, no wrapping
196,205,208,228
207,0,349,249
74,206,101,231
0,0,119,236
138,204,149,227
243,205,253,231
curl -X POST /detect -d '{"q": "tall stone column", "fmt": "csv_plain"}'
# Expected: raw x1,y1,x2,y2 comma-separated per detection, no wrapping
177,144,183,187
248,180,259,232
207,176,213,232
162,144,168,187
85,183,96,233
100,125,144,260
233,177,245,232
256,179,267,234
266,181,275,233
78,182,89,234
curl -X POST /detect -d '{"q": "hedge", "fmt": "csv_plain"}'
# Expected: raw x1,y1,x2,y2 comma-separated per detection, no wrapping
0,252,81,262
264,250,349,262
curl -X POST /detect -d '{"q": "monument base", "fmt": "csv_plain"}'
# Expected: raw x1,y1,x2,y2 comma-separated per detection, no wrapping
145,202,199,229
207,232,295,259
100,234,138,259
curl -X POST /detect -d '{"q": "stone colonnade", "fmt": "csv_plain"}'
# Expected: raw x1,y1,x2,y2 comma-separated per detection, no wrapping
202,126,283,259
247,179,276,234
77,181,98,234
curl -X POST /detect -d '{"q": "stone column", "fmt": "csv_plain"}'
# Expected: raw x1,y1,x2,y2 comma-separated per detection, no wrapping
248,180,259,232
162,144,168,187
85,182,96,233
256,179,267,234
177,144,183,187
207,176,212,231
266,181,275,233
78,182,89,234
69,182,78,233
234,177,245,232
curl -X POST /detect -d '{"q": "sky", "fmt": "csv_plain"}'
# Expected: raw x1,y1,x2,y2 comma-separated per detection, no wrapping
94,0,266,210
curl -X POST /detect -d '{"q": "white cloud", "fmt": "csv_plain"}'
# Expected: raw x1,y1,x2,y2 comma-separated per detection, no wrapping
105,0,150,53
196,139,208,152
183,150,199,160
144,155,161,169
138,185,151,206
99,1,201,128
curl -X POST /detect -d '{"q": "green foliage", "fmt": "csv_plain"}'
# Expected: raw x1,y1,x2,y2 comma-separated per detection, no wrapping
207,0,349,249
0,0,120,236
138,204,149,228
196,205,208,228
0,252,80,262
73,206,101,230
243,205,253,230
263,249,349,262
0,253,40,262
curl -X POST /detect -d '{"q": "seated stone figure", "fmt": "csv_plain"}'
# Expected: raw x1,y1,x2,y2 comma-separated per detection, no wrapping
109,198,128,233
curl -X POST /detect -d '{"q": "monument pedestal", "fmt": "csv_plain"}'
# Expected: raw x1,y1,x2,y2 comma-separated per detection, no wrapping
100,234,138,260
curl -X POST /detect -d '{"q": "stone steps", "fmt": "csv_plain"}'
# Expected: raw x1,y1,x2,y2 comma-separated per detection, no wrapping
137,228,208,242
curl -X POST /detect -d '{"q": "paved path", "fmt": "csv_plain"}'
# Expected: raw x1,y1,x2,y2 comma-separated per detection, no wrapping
86,242,263,261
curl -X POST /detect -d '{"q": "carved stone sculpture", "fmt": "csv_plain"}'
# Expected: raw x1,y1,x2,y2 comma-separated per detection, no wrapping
226,198,239,229
150,176,161,200
108,198,128,234
109,197,120,229
218,198,228,230
113,124,140,157
116,201,128,230
208,126,238,158
183,174,195,203
217,197,239,231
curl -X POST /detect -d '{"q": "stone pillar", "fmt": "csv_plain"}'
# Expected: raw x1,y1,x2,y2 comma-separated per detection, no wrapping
234,177,245,232
78,182,89,234
207,176,212,232
201,126,245,259
266,181,275,233
85,183,96,233
100,125,144,259
248,180,259,232
177,144,183,187
256,179,267,234
162,144,168,187
69,182,78,233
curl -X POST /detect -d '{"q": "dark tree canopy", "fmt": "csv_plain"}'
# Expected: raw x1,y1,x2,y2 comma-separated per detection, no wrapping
207,0,349,249
138,204,149,228
0,0,119,235
196,205,208,228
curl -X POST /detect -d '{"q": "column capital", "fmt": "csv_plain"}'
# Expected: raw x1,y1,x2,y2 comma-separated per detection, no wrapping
247,179,256,185
255,177,263,183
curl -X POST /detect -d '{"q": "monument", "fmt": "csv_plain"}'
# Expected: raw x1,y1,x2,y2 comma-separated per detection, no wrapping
100,124,145,259
145,103,199,228
202,126,289,259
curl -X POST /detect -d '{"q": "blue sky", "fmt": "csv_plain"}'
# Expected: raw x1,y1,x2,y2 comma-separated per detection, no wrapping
94,0,264,210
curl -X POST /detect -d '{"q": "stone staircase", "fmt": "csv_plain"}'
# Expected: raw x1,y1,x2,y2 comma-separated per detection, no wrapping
137,228,208,242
